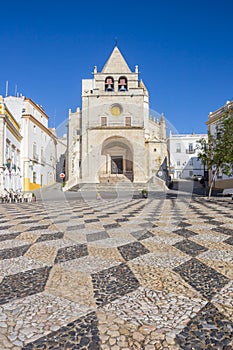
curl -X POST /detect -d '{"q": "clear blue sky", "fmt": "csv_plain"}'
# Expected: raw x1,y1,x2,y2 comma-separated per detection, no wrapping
1,0,233,135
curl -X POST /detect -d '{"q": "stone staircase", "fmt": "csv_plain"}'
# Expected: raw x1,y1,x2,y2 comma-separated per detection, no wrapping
66,176,167,193
98,173,132,184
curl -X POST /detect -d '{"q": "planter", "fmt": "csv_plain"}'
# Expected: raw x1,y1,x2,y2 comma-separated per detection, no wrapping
142,190,148,199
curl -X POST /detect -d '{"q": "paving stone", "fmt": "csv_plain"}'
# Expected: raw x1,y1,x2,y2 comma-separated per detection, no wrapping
54,243,88,263
0,266,51,305
212,226,233,236
173,228,198,238
0,196,232,349
117,241,150,261
0,244,31,260
92,263,140,306
173,239,208,257
224,236,233,246
174,258,230,300
176,302,233,349
86,231,109,242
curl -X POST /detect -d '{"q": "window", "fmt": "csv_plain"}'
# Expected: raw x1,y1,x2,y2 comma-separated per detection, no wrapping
5,143,10,161
33,171,37,184
176,143,181,153
105,77,114,91
177,160,180,166
118,77,128,91
125,117,131,126
33,143,38,161
16,150,20,168
216,125,221,139
11,147,16,166
33,143,37,156
189,170,193,177
101,117,107,126
189,143,193,152
41,148,45,163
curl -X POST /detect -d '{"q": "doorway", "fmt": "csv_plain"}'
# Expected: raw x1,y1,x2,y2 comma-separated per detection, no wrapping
111,156,123,174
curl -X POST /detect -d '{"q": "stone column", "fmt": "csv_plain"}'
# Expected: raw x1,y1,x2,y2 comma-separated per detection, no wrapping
105,154,109,175
123,157,126,173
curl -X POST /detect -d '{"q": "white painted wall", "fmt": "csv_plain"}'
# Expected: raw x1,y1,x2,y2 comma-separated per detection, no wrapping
4,96,57,190
168,133,208,179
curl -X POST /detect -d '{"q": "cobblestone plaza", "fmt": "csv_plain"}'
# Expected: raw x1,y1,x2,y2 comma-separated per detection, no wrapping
0,189,233,349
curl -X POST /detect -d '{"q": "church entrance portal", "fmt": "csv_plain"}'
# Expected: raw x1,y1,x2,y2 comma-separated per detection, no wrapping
100,136,133,182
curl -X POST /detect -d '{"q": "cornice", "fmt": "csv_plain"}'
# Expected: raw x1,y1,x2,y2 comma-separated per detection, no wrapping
6,117,22,142
24,98,49,120
22,114,57,142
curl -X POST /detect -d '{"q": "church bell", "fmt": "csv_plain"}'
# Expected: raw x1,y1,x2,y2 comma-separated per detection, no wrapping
106,84,113,91
119,85,126,91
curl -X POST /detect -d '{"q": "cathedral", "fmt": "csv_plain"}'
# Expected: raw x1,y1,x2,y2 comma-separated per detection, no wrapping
65,47,168,190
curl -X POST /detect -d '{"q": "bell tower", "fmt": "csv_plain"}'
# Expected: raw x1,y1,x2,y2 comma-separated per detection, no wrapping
66,45,167,189
79,46,151,183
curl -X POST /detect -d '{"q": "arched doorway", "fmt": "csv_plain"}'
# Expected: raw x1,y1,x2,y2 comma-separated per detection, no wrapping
100,136,133,182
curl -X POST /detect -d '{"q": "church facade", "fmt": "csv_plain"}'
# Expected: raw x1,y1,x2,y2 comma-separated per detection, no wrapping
65,47,168,189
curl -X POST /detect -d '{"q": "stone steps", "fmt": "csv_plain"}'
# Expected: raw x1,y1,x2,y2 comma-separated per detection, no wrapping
68,179,166,192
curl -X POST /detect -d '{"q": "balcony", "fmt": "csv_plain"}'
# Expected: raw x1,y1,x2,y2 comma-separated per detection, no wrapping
88,120,143,129
186,149,195,154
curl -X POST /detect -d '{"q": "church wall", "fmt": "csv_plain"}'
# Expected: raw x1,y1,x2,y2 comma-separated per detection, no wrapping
82,94,146,128
67,108,81,180
146,140,168,179
80,128,146,183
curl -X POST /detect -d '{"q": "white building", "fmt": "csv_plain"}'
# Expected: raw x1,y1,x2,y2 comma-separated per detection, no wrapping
0,96,22,192
66,46,168,190
168,133,208,179
4,96,57,192
206,100,233,190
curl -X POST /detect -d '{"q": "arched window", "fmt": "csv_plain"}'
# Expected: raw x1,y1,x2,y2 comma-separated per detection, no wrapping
118,77,127,91
105,77,114,92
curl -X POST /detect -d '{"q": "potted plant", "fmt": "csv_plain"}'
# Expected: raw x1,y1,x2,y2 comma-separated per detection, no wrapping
142,189,148,198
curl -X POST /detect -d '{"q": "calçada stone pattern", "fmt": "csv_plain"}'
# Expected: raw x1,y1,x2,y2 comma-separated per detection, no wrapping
0,194,232,349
